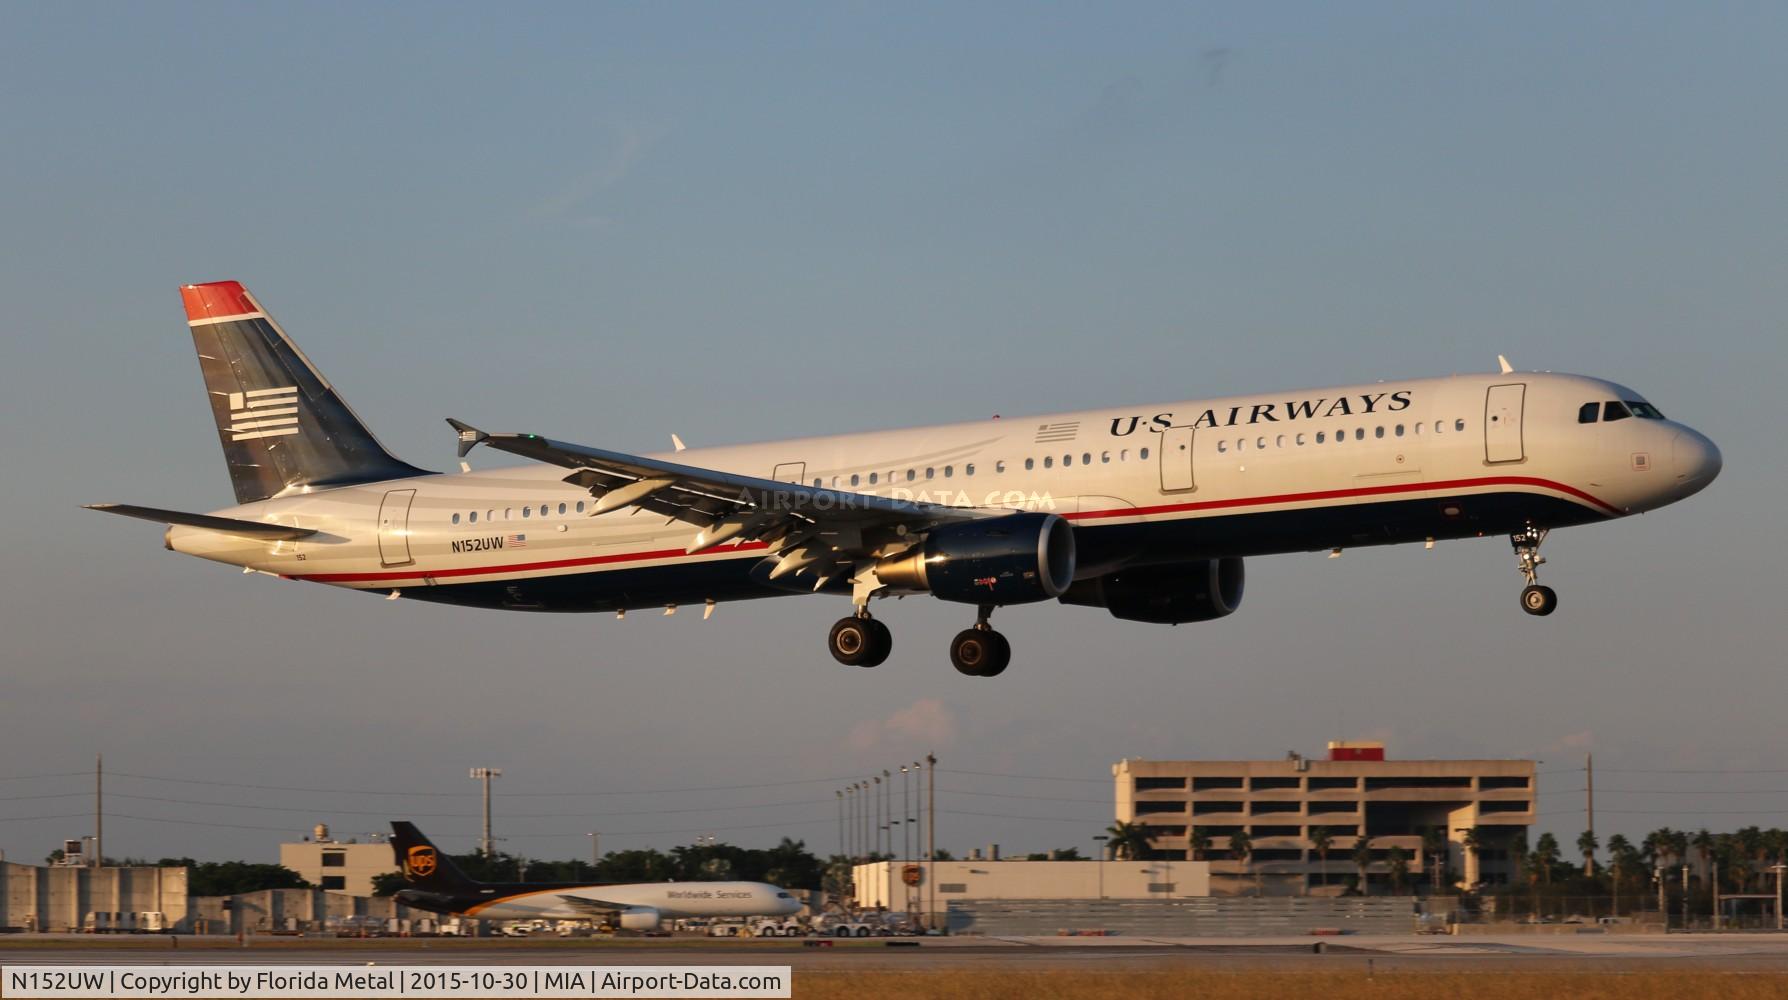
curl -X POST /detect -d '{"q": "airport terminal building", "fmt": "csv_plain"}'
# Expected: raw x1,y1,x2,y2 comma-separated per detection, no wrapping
1114,742,1535,895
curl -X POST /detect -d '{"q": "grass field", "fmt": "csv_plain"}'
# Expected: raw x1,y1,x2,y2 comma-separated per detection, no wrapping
792,971,1788,999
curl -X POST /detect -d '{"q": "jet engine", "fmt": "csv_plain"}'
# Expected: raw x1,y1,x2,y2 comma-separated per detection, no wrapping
616,907,661,931
1058,558,1244,624
876,512,1076,605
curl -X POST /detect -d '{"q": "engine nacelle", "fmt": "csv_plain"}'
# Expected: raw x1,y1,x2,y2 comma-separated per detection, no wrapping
877,512,1076,605
616,907,661,931
1058,558,1244,624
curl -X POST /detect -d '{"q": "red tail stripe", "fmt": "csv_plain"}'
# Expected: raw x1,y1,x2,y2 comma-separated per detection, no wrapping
180,281,258,321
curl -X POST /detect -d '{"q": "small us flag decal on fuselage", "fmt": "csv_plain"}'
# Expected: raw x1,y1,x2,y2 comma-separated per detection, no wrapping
226,386,299,441
507,534,528,548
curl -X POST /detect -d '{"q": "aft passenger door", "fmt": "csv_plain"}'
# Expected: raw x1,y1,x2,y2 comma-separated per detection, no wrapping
1159,426,1195,492
771,462,807,485
1484,383,1526,464
377,489,417,567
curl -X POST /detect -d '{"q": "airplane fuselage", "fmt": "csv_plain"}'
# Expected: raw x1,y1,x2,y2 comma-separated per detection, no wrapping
402,880,800,922
166,370,1720,614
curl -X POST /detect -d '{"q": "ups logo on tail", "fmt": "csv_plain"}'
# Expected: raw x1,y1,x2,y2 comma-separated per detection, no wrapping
405,846,437,879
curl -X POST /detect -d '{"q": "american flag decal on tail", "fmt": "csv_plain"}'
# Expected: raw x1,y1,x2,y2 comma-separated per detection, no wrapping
226,386,300,441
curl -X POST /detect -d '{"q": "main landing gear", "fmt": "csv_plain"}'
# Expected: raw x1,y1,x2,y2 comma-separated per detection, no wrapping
827,612,892,667
826,604,1012,676
1511,525,1558,617
950,605,1010,678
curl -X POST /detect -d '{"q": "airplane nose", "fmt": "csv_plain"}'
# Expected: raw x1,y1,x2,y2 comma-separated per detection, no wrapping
1672,429,1722,487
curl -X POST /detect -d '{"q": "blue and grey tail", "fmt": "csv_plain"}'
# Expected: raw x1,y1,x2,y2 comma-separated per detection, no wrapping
181,281,428,504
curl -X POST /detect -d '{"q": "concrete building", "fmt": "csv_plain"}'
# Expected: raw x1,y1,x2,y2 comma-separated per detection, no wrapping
277,824,397,896
1114,742,1535,895
852,858,1211,918
0,862,189,933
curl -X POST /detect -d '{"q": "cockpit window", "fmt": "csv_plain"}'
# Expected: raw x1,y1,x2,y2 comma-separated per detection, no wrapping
1578,402,1599,424
1625,400,1665,420
1603,401,1632,422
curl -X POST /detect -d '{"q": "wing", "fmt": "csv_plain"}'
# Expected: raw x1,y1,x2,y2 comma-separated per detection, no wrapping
448,419,991,597
555,894,632,915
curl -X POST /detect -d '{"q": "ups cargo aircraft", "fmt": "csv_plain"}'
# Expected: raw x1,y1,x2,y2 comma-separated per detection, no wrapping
89,281,1722,677
387,822,800,927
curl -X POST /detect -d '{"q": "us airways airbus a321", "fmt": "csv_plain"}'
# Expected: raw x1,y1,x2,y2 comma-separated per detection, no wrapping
89,281,1722,677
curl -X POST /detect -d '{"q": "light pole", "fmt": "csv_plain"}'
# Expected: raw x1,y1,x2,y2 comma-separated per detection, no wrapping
1682,866,1691,932
469,767,502,856
1772,864,1785,932
1093,835,1110,900
836,790,845,860
587,832,599,868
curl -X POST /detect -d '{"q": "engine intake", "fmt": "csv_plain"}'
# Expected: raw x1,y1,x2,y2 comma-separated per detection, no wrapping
1058,558,1244,624
617,907,661,931
877,512,1076,605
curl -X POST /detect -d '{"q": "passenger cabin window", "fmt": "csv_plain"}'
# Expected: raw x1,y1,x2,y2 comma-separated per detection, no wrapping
851,474,860,486
1454,419,1465,431
452,513,461,524
1025,458,1035,470
1604,401,1631,422
1579,402,1600,424
558,503,567,515
576,501,585,513
468,511,477,523
1140,447,1150,459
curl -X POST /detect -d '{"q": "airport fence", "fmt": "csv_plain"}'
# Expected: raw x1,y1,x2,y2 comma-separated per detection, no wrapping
946,897,1412,937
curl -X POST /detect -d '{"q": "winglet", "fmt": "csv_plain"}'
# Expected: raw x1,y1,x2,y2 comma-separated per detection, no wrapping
446,418,489,458
1497,354,1514,374
671,433,687,452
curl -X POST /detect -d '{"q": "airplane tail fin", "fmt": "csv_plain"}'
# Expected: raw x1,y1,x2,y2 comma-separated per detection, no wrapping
181,281,429,504
388,821,478,891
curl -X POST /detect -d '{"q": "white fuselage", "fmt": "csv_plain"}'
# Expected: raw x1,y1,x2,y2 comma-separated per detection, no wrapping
164,371,1720,610
459,881,800,921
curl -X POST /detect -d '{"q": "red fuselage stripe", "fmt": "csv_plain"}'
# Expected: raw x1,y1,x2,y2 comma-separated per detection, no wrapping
294,476,1615,584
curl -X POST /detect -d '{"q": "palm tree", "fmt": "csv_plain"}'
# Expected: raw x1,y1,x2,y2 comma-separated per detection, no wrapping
1104,820,1152,862
1461,827,1484,889
1387,847,1410,895
1308,826,1333,889
1188,826,1212,863
1606,834,1632,916
1693,828,1714,884
1351,836,1374,896
1578,830,1599,879
1535,833,1561,887
1229,830,1256,895
1421,826,1448,893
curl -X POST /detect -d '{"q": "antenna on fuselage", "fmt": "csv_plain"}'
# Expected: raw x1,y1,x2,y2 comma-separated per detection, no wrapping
1497,355,1515,374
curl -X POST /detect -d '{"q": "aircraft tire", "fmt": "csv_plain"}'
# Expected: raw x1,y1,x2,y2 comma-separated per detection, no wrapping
1520,584,1558,616
829,617,879,666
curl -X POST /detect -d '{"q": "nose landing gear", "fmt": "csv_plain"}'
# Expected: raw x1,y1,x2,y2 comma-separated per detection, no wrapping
1512,526,1558,616
950,605,1011,677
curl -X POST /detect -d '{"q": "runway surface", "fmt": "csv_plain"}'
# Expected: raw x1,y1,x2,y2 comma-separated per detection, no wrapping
6,934,1788,972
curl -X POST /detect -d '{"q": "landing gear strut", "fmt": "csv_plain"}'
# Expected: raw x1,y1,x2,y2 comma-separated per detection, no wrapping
950,605,1011,677
1511,525,1558,617
828,610,892,667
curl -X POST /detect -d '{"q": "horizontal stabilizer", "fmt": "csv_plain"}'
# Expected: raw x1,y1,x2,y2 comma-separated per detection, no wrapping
83,503,317,541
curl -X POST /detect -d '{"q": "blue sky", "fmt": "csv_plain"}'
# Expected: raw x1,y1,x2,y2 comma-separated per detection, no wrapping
2,3,1784,865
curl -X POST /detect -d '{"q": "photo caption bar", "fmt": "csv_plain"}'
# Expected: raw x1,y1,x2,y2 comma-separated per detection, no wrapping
0,965,791,999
